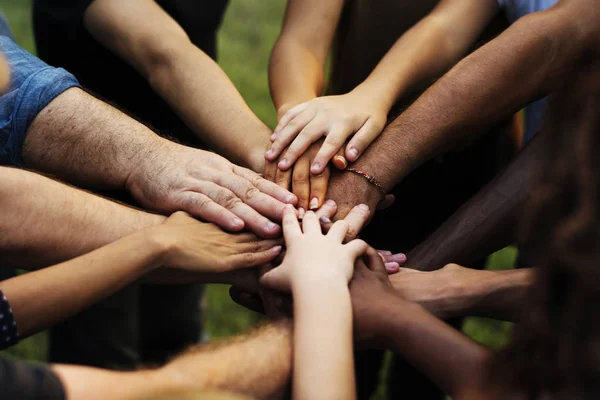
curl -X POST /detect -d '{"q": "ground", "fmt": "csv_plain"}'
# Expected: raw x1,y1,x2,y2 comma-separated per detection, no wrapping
1,1,515,398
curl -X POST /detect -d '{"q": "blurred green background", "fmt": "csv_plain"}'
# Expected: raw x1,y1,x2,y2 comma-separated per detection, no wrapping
1,0,515,397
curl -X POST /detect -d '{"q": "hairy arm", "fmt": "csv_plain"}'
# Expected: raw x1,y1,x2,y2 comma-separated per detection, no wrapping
268,0,343,117
329,0,600,216
53,321,293,400
0,166,164,268
83,0,270,171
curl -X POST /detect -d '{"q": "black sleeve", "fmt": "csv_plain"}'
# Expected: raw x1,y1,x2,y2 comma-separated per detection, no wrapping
0,356,66,400
0,289,19,349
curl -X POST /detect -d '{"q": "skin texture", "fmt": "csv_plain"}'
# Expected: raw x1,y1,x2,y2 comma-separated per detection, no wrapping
267,0,499,172
327,0,600,221
22,87,296,238
261,206,368,400
53,321,293,400
0,210,282,338
0,54,8,92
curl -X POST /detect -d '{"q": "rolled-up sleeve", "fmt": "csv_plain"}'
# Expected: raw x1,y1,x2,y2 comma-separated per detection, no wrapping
0,35,80,166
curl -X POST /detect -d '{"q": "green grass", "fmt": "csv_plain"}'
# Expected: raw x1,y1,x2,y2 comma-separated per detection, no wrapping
1,1,515,397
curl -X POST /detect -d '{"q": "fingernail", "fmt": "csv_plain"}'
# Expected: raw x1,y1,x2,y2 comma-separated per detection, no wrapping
310,162,321,173
232,217,244,228
266,148,274,157
348,147,359,159
298,208,305,219
379,250,392,255
333,155,348,169
309,197,319,210
325,199,336,207
271,132,277,141
358,204,370,212
267,222,278,231
272,245,282,254
385,262,400,272
393,253,407,263
320,216,331,224
278,159,289,169
286,193,297,203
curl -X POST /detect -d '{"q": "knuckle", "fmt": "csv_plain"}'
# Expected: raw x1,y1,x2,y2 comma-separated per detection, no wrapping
324,135,343,147
244,186,260,201
222,193,241,210
293,171,309,184
242,252,257,265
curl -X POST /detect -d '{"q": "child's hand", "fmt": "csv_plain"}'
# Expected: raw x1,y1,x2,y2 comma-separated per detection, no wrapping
261,205,368,292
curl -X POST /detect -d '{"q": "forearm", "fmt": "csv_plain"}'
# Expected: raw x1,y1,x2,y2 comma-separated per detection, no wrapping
353,7,590,191
0,230,164,337
145,41,271,171
0,167,165,268
269,39,323,117
22,87,167,189
293,282,355,400
375,295,492,398
405,131,547,271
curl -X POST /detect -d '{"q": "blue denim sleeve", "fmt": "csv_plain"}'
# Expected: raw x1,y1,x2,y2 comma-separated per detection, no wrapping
0,35,80,166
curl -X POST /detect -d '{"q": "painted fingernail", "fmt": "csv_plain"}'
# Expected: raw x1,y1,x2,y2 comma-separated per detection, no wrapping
358,204,370,212
266,222,278,231
232,217,244,228
309,197,319,210
278,159,289,169
348,147,359,159
333,155,348,170
320,216,332,224
298,208,305,219
325,199,336,207
310,162,321,173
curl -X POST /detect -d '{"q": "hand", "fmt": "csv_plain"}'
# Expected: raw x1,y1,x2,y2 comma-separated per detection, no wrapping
389,263,489,319
260,205,368,293
264,140,331,213
126,141,297,238
349,247,401,346
154,211,283,273
266,92,388,174
326,169,384,224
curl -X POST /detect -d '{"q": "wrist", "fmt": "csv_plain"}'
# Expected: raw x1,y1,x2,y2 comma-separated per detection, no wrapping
350,82,395,114
337,170,385,212
292,272,349,298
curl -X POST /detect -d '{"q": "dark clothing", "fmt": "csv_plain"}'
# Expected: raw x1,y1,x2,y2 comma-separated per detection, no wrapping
0,289,19,350
34,0,229,145
0,356,65,400
33,0,227,369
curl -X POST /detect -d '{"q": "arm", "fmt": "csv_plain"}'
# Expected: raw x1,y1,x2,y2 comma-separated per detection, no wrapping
1,210,281,339
269,0,343,118
53,321,293,400
404,128,547,271
0,166,164,268
389,264,535,322
82,0,270,171
329,0,600,217
22,87,295,237
267,0,499,170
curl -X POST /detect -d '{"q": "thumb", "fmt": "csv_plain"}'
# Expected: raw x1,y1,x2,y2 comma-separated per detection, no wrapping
364,247,387,275
259,266,291,293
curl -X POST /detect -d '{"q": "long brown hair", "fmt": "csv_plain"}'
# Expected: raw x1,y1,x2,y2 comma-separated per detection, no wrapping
496,52,600,400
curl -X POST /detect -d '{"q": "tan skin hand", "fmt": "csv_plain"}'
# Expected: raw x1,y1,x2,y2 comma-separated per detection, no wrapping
264,140,331,214
154,211,283,273
266,92,388,175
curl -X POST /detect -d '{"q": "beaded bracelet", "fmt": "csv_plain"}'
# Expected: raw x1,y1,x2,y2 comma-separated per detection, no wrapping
345,168,387,195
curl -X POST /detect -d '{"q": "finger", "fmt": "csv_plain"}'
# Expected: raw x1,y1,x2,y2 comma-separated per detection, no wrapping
314,199,337,220
235,165,297,205
275,163,292,192
240,237,285,252
365,247,387,274
260,267,291,293
377,194,395,210
262,159,278,182
342,204,371,241
229,245,283,269
268,109,317,162
385,262,401,274
292,152,311,211
384,253,407,265
301,210,321,235
327,220,350,242
200,181,281,238
309,164,330,210
273,102,309,135
378,250,392,256
229,287,265,314
278,119,327,171
345,239,369,259
310,127,351,174
282,204,302,241
177,192,245,232
346,119,384,162
332,147,348,170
